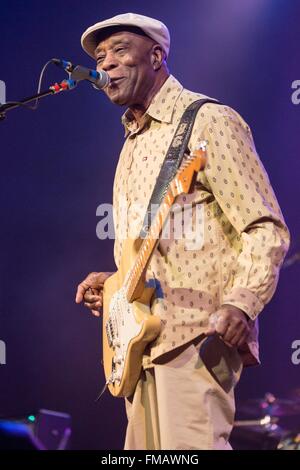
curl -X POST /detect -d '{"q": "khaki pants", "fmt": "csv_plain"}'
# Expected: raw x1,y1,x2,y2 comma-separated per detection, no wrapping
124,335,243,450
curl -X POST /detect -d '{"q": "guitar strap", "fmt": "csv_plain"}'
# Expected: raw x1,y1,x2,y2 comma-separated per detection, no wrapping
139,98,220,239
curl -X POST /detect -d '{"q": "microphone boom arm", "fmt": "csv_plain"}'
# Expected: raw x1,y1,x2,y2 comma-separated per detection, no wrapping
0,57,109,121
0,79,76,121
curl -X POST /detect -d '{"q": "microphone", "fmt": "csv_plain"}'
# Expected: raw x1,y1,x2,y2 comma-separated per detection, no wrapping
52,58,110,90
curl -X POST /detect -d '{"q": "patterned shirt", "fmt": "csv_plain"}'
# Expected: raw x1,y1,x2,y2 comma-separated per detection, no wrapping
112,75,290,367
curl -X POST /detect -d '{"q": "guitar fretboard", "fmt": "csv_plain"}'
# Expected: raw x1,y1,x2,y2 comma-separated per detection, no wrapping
123,149,207,302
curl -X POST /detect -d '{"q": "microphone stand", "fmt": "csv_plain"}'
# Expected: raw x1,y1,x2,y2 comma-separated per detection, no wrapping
0,79,76,121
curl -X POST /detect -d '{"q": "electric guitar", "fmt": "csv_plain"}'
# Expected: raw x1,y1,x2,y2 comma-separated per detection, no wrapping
102,142,207,397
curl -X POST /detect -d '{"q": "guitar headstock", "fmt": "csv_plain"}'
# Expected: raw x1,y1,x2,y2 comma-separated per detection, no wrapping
169,140,208,196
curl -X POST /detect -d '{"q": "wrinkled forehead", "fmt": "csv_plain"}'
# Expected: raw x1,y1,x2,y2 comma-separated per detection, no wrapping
94,26,155,54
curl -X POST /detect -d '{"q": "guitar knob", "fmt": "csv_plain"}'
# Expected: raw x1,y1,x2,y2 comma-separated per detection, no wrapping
114,371,122,383
113,354,123,364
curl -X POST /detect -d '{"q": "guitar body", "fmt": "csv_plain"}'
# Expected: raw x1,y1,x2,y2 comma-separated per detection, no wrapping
102,237,161,398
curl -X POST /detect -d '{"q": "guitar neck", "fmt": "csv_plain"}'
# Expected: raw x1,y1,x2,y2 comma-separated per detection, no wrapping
124,188,175,302
123,147,207,303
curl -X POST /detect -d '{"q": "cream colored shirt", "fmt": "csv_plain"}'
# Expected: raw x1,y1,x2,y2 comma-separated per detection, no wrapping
112,75,290,367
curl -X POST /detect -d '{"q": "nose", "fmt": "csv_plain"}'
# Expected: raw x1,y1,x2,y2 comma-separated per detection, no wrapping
100,51,118,72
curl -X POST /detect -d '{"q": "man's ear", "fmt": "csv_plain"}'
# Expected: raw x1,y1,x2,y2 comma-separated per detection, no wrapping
151,44,165,70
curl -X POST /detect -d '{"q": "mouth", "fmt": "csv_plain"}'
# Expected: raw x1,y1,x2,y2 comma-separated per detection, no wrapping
109,77,125,87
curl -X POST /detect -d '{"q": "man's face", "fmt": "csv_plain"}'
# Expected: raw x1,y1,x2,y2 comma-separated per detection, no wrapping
95,31,157,107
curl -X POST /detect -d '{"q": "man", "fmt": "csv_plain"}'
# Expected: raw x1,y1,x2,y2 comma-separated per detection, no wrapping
75,13,290,450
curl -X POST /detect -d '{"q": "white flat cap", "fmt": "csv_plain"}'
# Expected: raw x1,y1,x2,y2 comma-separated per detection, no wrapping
81,12,170,59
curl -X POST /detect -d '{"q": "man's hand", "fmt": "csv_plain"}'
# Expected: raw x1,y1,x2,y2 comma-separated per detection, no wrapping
75,272,113,317
204,305,250,348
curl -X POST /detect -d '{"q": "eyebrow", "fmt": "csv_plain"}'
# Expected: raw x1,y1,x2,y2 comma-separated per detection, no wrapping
95,39,130,56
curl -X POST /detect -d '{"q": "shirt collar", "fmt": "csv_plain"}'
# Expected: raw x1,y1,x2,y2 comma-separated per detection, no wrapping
121,75,183,137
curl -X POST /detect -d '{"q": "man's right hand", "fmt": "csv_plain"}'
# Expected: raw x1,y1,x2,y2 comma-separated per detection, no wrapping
75,272,113,317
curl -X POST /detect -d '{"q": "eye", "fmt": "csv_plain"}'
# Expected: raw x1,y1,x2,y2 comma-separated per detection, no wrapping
96,56,105,65
115,46,126,54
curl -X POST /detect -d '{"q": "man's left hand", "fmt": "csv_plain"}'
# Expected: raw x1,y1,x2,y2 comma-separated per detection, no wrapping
204,305,250,348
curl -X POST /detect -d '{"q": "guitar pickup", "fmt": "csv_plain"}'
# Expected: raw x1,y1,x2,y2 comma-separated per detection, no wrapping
105,319,114,347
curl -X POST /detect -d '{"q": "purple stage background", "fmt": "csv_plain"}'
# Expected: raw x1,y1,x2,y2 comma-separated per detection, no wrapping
1,0,299,449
